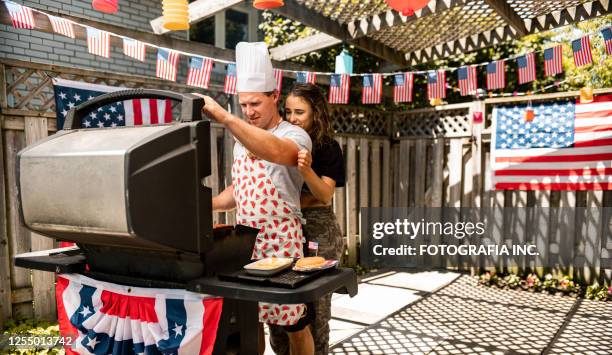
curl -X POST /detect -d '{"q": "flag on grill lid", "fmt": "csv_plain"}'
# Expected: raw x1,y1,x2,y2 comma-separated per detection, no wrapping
602,27,612,56
187,56,214,89
486,61,505,90
572,36,593,67
56,274,222,355
5,1,35,29
52,78,173,129
224,63,237,95
362,74,382,104
517,52,536,85
457,66,477,96
156,48,180,81
123,38,146,62
49,15,74,38
274,69,283,92
296,71,317,84
86,27,110,58
544,45,563,77
393,72,413,103
328,74,350,104
491,94,612,190
427,70,446,100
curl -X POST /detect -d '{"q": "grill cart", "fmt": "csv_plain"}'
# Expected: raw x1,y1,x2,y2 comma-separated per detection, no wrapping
13,89,357,354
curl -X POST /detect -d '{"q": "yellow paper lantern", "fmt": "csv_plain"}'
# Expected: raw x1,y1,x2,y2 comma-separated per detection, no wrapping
579,86,594,104
163,0,189,31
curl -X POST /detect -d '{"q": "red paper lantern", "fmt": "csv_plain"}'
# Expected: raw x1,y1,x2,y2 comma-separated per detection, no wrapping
253,0,284,10
385,0,430,16
92,0,118,14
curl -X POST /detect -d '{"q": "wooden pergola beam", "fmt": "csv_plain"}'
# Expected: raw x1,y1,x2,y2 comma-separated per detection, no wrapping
270,33,341,61
150,0,243,34
272,0,409,66
482,0,527,36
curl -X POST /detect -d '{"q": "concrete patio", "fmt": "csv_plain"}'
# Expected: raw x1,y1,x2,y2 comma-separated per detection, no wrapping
268,269,612,354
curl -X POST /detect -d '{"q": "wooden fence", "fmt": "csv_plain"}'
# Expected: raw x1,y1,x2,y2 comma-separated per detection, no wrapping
0,59,610,328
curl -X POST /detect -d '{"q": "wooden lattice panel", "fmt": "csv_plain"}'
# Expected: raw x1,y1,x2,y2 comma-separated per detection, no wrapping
393,107,471,138
297,0,389,24
507,0,590,19
330,106,390,136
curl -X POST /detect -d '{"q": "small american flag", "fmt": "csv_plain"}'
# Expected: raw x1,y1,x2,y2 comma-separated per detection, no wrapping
517,52,536,85
186,56,213,89
486,61,505,90
156,48,179,82
361,74,382,104
457,66,477,96
491,95,612,190
296,72,317,84
123,38,146,62
48,15,74,38
86,27,110,58
544,45,563,77
328,74,350,104
602,27,612,56
224,64,237,95
427,70,446,100
393,72,413,103
572,36,593,67
5,1,35,29
274,69,283,92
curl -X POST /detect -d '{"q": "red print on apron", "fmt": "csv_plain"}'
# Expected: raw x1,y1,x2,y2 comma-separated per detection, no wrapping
232,153,305,325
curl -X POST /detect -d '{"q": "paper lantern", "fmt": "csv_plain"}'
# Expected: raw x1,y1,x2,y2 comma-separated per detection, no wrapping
163,0,189,31
524,108,535,122
579,86,593,104
253,0,284,9
385,0,430,16
92,0,118,14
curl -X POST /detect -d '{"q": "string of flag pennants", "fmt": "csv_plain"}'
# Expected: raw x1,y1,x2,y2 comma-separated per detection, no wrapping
4,0,612,106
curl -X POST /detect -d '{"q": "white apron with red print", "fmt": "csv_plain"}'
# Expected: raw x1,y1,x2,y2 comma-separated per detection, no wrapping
232,153,305,326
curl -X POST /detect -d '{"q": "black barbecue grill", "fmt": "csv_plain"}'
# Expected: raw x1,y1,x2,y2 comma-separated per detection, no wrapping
14,89,357,354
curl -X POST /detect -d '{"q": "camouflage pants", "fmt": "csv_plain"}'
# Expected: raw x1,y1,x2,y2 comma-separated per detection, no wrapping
269,206,345,355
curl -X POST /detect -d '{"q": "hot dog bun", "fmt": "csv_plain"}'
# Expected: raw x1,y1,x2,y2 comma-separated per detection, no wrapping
296,256,326,268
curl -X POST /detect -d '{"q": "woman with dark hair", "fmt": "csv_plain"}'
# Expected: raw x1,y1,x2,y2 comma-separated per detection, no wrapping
269,83,345,355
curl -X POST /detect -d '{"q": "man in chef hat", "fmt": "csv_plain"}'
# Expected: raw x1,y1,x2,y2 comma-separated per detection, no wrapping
196,42,315,355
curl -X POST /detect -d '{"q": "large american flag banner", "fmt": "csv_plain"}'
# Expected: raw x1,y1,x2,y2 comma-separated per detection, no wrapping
457,66,477,96
328,74,350,104
156,48,180,81
517,52,536,84
427,70,446,100
274,69,283,92
187,56,213,89
393,72,413,103
486,61,505,90
49,15,74,38
224,64,237,95
5,1,35,29
602,27,612,56
123,38,146,62
491,94,612,190
572,36,593,67
362,74,382,104
296,71,317,84
86,27,110,58
544,45,563,77
53,78,173,129
56,274,222,355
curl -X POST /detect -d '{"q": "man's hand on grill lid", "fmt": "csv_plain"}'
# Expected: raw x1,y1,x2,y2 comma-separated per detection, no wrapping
192,93,230,124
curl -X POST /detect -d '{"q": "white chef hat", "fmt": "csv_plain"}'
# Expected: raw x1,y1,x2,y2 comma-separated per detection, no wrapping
235,42,276,93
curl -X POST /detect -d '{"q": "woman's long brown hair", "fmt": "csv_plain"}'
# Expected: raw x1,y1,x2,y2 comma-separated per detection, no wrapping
286,83,334,148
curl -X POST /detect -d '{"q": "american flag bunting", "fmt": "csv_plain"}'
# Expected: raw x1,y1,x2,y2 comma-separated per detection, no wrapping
156,48,179,81
224,64,237,95
572,36,593,67
328,74,350,104
123,38,146,62
427,70,446,100
6,1,34,29
517,52,536,85
186,56,213,89
486,61,505,90
544,45,563,77
296,72,317,84
362,74,382,104
602,27,612,56
86,27,110,58
274,69,283,92
393,72,413,103
457,66,477,96
48,15,74,38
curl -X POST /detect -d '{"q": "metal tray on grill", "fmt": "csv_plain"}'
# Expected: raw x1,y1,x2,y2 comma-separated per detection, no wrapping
218,268,332,289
